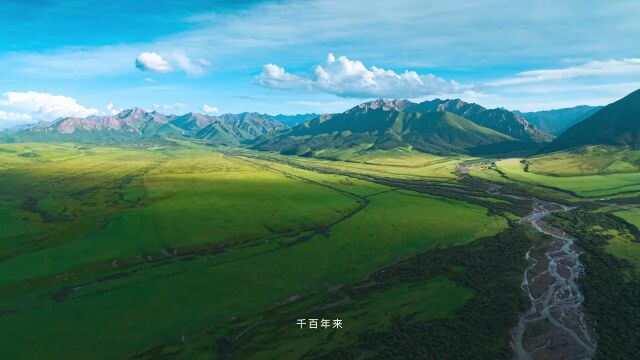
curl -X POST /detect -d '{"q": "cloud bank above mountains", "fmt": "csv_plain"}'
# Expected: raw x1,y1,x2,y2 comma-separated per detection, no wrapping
0,0,639,120
257,54,462,98
0,91,99,122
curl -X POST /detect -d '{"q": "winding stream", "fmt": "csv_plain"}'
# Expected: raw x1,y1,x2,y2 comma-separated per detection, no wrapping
513,199,597,360
242,157,599,359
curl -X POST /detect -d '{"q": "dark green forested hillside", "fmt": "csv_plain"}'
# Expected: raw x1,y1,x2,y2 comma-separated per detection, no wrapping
544,89,640,152
254,106,520,155
517,105,602,136
406,99,553,143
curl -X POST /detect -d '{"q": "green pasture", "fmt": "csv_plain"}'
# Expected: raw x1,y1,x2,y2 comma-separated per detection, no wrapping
268,150,465,182
496,158,640,198
230,276,474,359
614,207,640,230
0,142,506,359
527,146,640,176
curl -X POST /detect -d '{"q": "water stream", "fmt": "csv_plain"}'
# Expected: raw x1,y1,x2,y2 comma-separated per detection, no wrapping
513,199,597,360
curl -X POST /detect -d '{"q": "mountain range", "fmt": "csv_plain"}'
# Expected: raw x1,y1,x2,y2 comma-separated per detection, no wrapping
543,89,640,152
1,108,292,145
406,99,552,143
2,90,638,156
516,105,602,136
254,98,554,156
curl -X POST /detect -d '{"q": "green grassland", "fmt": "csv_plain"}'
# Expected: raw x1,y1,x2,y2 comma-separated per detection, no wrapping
250,149,466,182
495,157,640,198
527,146,640,176
614,206,640,230
592,205,640,270
0,142,507,359
227,276,474,359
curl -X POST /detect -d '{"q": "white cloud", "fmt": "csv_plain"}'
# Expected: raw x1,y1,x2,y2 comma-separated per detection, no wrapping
0,110,32,124
144,77,156,83
488,58,640,87
257,53,462,98
135,51,209,76
135,52,173,73
201,104,220,114
3,0,639,83
0,91,99,121
256,64,311,90
153,103,186,112
168,51,210,77
106,102,123,115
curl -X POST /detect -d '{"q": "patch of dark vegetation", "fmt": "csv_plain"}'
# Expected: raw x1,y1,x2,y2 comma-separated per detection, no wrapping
547,210,640,359
18,152,38,157
217,227,532,359
129,344,184,359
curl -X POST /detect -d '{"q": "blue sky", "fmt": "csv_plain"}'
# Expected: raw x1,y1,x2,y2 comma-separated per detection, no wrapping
1,0,640,126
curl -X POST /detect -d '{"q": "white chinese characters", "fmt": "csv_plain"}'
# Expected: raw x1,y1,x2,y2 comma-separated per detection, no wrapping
297,318,342,329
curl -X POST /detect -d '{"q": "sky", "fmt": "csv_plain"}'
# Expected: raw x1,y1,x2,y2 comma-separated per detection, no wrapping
1,0,640,127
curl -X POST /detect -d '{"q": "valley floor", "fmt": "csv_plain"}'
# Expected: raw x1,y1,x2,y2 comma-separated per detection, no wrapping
0,142,638,359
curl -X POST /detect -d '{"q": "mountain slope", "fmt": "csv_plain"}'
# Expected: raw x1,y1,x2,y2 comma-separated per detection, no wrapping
254,103,520,156
273,113,319,126
7,109,288,145
407,99,553,143
543,89,640,152
517,105,602,136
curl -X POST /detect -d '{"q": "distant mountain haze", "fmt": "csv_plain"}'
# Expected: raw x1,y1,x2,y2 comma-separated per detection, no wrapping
2,108,288,145
543,89,640,152
273,113,319,126
516,106,602,136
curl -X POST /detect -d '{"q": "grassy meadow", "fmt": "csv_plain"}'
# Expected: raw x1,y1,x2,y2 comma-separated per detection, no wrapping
0,142,508,359
495,156,640,198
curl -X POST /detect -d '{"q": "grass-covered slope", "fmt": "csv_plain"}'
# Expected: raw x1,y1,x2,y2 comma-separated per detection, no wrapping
544,88,640,152
0,142,508,359
406,98,553,143
255,107,520,156
495,156,640,198
526,145,640,176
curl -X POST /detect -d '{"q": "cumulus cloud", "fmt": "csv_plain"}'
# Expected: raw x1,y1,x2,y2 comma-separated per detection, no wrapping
0,91,99,121
488,58,640,87
153,103,186,112
201,104,220,114
256,53,461,98
107,102,123,115
256,64,311,90
135,52,173,73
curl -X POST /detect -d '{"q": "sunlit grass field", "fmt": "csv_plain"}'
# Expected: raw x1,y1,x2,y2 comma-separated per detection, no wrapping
527,146,640,176
615,207,640,229
496,157,640,198
255,148,467,182
602,206,640,271
0,142,506,359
